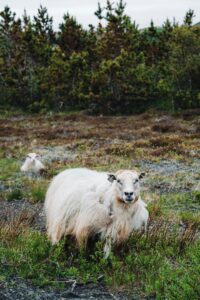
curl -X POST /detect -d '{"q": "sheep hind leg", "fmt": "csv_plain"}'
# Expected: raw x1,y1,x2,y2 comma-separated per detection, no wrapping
86,233,101,255
75,227,90,249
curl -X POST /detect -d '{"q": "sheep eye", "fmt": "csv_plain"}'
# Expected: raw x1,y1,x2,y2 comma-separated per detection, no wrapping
117,179,122,185
134,179,139,184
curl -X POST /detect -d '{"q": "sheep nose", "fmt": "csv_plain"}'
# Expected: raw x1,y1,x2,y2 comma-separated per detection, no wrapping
124,192,133,197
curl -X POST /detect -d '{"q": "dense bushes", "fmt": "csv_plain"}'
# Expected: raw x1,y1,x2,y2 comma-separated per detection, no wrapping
0,1,200,114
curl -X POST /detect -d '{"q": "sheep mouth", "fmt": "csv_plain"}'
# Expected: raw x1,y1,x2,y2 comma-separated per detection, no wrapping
116,196,138,205
123,197,134,203
123,196,138,204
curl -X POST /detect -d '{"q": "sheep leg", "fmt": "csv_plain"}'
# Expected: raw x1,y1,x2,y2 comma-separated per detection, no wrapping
103,236,112,258
144,220,148,233
48,223,65,245
76,226,90,248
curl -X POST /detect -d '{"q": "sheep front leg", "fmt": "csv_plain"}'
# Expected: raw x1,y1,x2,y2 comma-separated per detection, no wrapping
48,222,65,245
144,219,148,233
103,236,112,258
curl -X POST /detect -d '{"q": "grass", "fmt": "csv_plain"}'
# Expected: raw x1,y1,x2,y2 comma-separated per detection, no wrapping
0,158,19,180
6,189,23,201
22,178,48,203
0,217,199,299
0,109,199,299
156,192,200,212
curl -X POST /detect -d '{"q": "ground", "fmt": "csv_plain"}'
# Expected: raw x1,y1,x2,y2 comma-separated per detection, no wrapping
0,109,199,299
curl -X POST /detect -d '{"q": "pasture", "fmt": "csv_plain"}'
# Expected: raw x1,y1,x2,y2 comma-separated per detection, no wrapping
0,109,199,299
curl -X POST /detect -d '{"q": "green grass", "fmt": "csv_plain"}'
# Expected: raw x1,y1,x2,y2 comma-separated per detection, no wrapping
0,158,19,180
158,192,200,212
0,220,199,299
0,107,24,119
6,189,23,201
24,179,48,203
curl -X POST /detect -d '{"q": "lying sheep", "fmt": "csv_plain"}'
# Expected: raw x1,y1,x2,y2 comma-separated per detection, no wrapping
44,168,149,257
21,153,45,173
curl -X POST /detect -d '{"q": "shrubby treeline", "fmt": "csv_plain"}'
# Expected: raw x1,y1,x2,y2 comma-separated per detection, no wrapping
0,1,200,114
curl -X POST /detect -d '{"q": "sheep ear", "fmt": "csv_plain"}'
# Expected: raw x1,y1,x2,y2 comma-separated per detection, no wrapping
108,174,117,183
139,172,146,179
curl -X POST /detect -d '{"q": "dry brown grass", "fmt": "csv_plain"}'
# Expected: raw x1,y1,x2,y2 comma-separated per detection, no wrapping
178,222,200,253
0,211,35,244
0,111,199,169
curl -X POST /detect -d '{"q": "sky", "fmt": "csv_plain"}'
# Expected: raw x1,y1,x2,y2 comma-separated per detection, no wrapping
1,0,200,29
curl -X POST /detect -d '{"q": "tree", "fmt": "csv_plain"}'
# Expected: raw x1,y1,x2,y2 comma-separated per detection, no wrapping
33,5,54,43
94,0,140,60
184,9,195,27
0,4,200,113
58,14,87,56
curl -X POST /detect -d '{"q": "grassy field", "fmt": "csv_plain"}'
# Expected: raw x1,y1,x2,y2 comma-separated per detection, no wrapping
0,109,200,299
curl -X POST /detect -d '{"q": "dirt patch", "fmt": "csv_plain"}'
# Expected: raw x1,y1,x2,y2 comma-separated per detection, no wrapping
33,146,77,164
0,278,137,300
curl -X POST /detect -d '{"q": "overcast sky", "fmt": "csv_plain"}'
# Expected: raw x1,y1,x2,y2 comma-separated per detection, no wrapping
1,0,200,29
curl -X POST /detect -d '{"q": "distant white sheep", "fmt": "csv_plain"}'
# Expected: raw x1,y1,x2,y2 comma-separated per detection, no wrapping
44,168,149,257
21,153,45,173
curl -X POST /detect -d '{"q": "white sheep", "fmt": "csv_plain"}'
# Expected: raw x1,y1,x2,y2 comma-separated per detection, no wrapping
44,168,149,257
21,153,45,173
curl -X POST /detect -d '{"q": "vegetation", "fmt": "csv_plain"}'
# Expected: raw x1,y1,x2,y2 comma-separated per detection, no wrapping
0,110,199,298
0,1,200,114
0,0,199,297
0,218,199,299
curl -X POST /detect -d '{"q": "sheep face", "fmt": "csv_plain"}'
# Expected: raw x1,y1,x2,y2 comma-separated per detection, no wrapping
27,153,39,165
27,153,39,162
108,170,145,204
21,153,44,172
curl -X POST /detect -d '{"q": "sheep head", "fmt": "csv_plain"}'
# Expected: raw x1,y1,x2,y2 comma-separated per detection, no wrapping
27,152,39,161
21,153,45,172
108,170,145,204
